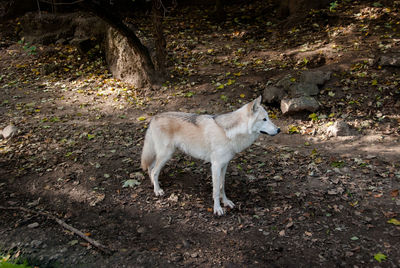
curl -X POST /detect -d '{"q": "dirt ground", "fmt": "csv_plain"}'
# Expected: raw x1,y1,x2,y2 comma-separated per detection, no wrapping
1,1,400,267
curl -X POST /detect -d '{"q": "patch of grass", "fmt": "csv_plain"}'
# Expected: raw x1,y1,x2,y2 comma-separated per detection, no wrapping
0,260,31,268
1,253,31,268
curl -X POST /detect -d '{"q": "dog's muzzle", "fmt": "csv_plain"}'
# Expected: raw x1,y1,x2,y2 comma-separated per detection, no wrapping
261,128,280,136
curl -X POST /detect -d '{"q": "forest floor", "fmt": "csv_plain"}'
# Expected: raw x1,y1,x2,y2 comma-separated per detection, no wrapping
0,1,400,267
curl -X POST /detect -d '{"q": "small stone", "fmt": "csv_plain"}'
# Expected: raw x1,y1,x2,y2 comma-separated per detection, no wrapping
290,83,320,97
263,86,285,103
326,120,352,137
379,54,400,67
1,125,17,139
30,240,43,248
28,222,39,228
281,97,319,114
300,70,331,86
137,226,146,234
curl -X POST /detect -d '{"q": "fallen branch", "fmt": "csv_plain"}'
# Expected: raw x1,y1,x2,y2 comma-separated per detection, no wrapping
0,205,113,255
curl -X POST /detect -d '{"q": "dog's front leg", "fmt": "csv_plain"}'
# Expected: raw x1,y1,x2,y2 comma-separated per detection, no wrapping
220,163,235,209
211,163,224,216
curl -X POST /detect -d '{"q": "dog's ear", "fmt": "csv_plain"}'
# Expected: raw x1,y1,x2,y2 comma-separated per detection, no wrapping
251,96,262,113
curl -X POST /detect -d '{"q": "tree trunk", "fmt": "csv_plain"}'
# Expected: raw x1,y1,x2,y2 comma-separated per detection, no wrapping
212,0,226,22
151,0,166,74
277,0,331,18
82,0,160,88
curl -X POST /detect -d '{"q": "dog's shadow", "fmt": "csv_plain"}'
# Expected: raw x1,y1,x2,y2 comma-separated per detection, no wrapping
150,153,274,213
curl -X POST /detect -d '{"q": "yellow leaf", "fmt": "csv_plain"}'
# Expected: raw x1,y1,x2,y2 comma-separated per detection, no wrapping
387,218,400,226
288,125,299,134
137,116,146,121
314,157,323,164
240,94,245,98
371,79,378,86
233,71,242,76
255,59,263,65
226,79,235,86
269,111,277,119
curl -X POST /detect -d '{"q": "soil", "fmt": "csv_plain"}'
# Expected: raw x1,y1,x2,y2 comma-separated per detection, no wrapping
1,1,400,267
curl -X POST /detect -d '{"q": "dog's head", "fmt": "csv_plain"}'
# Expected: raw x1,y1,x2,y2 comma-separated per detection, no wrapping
248,96,280,136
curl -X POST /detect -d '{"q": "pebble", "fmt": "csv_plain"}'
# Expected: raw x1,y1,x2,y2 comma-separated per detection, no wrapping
137,226,146,234
28,222,40,228
31,240,43,248
1,124,17,139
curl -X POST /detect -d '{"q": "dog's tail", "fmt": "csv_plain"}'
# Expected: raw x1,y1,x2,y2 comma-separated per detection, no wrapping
141,125,156,172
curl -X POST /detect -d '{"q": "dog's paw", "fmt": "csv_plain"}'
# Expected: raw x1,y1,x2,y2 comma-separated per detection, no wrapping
154,188,164,196
223,199,235,209
213,205,225,216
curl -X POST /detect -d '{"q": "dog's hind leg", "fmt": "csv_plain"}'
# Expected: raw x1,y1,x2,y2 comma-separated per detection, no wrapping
211,162,225,216
150,147,174,196
220,163,235,209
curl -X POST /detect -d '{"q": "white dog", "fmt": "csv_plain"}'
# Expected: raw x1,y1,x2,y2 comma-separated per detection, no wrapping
141,96,280,215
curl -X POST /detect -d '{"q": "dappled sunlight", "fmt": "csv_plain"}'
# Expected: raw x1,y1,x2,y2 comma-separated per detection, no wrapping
1,0,399,266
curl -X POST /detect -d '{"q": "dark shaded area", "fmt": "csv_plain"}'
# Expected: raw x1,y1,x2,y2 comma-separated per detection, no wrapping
0,0,399,267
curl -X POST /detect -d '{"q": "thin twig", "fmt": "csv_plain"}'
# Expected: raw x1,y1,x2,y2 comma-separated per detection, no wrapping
0,205,113,255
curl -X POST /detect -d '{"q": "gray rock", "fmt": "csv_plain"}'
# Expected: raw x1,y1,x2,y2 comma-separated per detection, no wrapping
70,38,94,54
263,86,285,103
42,63,58,75
276,75,294,89
326,120,353,137
137,226,146,234
1,124,17,139
290,83,320,97
300,70,331,86
281,97,319,114
31,240,43,248
28,222,39,228
379,55,400,67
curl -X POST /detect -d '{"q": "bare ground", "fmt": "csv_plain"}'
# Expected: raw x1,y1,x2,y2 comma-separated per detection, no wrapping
1,1,400,267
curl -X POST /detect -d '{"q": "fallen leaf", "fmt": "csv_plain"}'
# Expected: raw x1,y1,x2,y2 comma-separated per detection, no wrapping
304,231,312,237
288,125,299,134
69,240,79,246
122,179,141,188
387,218,400,226
374,252,387,263
390,189,399,197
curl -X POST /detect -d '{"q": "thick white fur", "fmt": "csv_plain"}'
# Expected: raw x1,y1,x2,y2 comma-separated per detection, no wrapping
141,96,280,215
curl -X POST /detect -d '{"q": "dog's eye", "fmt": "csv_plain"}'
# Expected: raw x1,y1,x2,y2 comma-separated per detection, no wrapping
263,118,267,121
